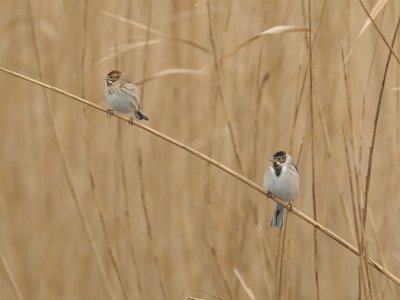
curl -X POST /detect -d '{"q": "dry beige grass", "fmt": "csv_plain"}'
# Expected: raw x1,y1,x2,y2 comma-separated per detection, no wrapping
0,0,399,299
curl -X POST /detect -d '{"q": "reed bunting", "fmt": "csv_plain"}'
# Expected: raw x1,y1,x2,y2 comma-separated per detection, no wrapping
103,70,149,124
263,151,299,230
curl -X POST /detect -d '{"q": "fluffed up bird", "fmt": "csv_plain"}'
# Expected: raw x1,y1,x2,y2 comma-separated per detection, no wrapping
103,70,149,125
263,151,299,230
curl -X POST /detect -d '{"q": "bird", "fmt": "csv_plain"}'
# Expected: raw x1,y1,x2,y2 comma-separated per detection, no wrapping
103,70,149,125
263,151,299,230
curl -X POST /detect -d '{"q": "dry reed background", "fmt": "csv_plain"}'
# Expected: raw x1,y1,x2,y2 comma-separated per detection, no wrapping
0,0,399,299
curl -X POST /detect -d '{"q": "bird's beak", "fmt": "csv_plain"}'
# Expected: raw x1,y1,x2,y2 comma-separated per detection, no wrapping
269,158,274,162
102,76,108,80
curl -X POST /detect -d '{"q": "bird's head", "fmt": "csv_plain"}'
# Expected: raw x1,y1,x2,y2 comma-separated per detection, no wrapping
102,70,122,85
270,151,293,166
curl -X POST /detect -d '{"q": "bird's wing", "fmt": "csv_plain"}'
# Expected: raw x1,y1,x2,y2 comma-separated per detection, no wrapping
120,83,140,108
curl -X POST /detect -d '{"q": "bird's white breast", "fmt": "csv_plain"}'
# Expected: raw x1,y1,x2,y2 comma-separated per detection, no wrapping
263,165,299,201
104,87,135,113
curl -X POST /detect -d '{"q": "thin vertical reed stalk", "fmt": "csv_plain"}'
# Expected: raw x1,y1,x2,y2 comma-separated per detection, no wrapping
137,153,170,300
202,7,229,292
342,127,368,297
203,88,240,300
250,47,272,299
287,236,292,300
276,219,288,300
101,3,137,300
356,10,396,299
256,232,273,299
136,1,171,299
113,0,119,68
393,23,400,300
315,93,355,241
364,18,400,226
80,0,88,100
341,44,357,180
358,266,362,300
370,272,383,300
216,1,260,298
341,45,374,299
283,4,328,296
251,3,269,180
278,138,305,300
26,1,118,299
289,0,325,154
289,45,306,155
367,209,394,299
307,1,320,299
245,30,273,300
113,4,145,300
346,0,351,54
205,3,238,299
359,7,386,180
249,40,272,299
83,121,132,300
119,142,144,300
82,1,132,299
204,87,219,267
211,7,264,294
206,1,244,175
275,222,284,299
207,1,274,297
354,162,374,300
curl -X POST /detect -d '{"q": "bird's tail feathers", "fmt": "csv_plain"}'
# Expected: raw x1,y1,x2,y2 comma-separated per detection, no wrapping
134,110,149,121
270,203,284,230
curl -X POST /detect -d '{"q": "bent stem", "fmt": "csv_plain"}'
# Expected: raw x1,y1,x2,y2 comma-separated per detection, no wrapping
1,66,400,287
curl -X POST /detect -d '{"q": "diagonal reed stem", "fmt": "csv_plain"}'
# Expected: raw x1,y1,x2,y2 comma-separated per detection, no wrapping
1,66,400,287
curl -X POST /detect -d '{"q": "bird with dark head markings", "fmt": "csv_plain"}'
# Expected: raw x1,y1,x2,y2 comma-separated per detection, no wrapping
263,151,299,229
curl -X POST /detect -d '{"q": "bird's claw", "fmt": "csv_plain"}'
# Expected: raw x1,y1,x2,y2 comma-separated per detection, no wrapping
128,117,134,126
266,191,274,199
287,202,293,212
106,109,114,119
